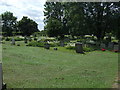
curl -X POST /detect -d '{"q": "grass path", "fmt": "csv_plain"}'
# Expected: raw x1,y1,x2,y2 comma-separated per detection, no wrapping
2,42,118,88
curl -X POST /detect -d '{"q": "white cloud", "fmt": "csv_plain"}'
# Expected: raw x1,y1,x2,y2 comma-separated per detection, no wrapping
0,0,47,30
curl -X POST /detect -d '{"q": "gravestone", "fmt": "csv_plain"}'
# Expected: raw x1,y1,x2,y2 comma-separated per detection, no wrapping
108,42,114,49
60,41,64,47
100,43,106,49
54,47,58,50
24,36,28,43
44,43,50,49
11,38,15,45
75,42,84,53
114,45,119,51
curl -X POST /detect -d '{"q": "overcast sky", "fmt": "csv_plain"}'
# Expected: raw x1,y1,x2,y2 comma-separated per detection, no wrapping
0,0,47,30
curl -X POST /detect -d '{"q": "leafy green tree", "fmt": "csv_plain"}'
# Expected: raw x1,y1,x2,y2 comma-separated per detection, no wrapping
44,2,66,39
18,16,39,36
83,2,119,41
1,11,17,36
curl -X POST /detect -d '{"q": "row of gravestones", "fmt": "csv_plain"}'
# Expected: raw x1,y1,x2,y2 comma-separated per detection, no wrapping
100,42,120,51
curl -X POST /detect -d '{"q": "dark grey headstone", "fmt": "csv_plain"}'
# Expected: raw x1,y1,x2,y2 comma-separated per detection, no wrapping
44,43,50,49
54,47,58,50
100,43,105,48
108,42,114,49
24,37,28,43
114,45,119,51
60,41,64,47
75,42,83,53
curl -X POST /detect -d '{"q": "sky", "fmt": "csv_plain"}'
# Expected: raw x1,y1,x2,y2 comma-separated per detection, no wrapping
0,0,47,30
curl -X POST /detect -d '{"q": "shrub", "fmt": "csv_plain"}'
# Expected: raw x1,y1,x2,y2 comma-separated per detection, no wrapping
5,37,12,41
49,42,60,47
27,41,45,47
83,47,94,52
66,45,94,52
14,37,24,41
66,46,75,50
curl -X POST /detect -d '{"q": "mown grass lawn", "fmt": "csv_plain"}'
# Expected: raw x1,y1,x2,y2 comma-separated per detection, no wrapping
2,41,118,88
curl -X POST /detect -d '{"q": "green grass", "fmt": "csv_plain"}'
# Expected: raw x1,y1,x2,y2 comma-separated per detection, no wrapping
2,41,118,88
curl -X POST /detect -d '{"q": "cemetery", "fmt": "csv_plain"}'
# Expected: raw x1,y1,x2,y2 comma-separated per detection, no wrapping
0,34,119,88
0,1,120,89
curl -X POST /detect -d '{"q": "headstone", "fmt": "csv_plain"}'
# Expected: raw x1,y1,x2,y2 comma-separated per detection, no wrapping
108,42,114,49
75,42,84,53
54,47,58,50
11,38,15,45
24,36,28,43
100,43,106,49
114,45,119,51
60,41,64,47
28,37,32,42
44,43,50,49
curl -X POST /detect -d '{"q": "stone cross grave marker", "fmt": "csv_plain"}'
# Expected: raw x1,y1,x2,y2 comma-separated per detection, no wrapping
75,42,84,53
100,43,106,49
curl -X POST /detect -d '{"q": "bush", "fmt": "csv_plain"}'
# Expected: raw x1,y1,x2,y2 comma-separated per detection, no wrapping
27,41,45,47
49,42,60,47
83,47,94,52
66,46,75,50
14,37,24,41
5,37,12,41
66,45,95,52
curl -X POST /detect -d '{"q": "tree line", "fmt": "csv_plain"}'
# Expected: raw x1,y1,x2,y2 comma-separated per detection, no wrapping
1,11,39,36
44,2,120,41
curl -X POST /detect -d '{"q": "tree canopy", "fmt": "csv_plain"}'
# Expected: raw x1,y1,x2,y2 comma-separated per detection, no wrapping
1,11,17,36
18,16,39,36
44,2,120,41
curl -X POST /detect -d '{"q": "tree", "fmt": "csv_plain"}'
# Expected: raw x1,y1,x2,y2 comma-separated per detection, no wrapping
83,2,120,41
18,16,39,36
44,2,66,39
1,11,17,36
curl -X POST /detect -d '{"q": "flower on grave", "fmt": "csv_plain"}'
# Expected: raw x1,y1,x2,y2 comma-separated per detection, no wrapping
101,48,106,51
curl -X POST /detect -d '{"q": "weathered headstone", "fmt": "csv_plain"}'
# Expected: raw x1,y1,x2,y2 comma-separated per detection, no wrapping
60,41,64,47
54,47,58,50
11,38,15,45
108,42,114,49
114,45,119,51
44,43,50,49
100,43,106,49
24,36,28,43
75,42,84,53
